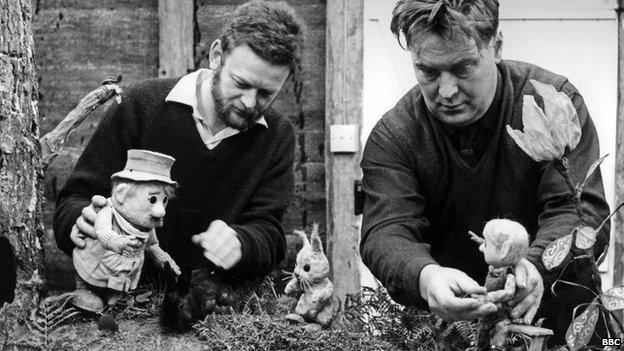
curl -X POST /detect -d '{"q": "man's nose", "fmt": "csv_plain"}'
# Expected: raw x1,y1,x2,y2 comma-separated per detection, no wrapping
438,72,459,99
241,90,257,110
151,203,166,218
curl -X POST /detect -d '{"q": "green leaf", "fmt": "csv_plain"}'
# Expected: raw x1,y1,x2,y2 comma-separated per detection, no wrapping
601,284,624,311
542,233,572,270
566,301,599,350
574,226,596,250
577,154,608,195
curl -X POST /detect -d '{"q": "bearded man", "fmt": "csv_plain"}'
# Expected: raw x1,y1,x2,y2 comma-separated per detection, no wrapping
54,1,304,285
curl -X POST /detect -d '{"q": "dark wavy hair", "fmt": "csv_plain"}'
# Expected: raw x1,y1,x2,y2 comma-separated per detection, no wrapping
220,1,305,73
390,0,499,50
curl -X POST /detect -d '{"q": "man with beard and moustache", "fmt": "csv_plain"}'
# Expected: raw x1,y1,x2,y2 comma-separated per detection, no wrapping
54,1,305,294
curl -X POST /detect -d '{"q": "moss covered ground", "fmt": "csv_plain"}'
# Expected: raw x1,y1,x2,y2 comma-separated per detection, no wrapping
7,277,477,351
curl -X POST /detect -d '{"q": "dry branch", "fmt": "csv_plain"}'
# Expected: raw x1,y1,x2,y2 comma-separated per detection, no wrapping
40,78,122,169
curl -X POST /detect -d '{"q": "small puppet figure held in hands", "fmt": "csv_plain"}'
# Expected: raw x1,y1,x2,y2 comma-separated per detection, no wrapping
72,149,181,313
284,224,339,328
469,219,529,350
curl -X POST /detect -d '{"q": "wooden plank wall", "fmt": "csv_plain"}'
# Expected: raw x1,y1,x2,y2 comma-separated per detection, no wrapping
325,0,363,300
34,0,160,289
33,0,327,288
159,0,194,78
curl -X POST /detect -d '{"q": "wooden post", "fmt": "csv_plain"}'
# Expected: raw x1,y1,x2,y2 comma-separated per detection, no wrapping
614,0,624,317
158,0,194,78
325,0,363,302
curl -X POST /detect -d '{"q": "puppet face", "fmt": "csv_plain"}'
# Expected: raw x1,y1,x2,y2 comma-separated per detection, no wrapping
479,235,516,267
479,236,506,267
115,182,170,230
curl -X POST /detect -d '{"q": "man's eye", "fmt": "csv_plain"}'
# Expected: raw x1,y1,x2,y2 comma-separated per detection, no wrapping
163,196,168,204
235,80,250,89
258,90,272,98
149,196,157,204
421,68,439,80
453,65,473,78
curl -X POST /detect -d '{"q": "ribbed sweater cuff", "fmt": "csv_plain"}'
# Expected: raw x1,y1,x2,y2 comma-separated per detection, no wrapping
403,257,438,309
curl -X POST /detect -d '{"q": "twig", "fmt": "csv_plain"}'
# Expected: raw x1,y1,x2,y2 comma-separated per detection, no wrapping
40,77,122,169
554,157,584,224
552,280,597,297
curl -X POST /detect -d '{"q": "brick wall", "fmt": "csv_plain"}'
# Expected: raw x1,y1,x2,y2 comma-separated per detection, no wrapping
34,0,326,289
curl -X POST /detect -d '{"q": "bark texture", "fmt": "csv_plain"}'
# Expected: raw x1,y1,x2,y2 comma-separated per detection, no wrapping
0,0,45,347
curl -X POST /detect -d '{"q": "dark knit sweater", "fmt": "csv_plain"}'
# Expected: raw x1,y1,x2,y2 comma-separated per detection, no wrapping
360,60,610,307
54,77,295,283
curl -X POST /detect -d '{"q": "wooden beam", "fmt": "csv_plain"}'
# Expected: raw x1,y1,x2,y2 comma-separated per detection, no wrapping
614,0,624,305
158,0,194,78
325,0,363,302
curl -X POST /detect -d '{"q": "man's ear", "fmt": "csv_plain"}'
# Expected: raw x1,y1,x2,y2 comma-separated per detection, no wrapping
209,39,223,71
493,30,503,62
112,183,130,205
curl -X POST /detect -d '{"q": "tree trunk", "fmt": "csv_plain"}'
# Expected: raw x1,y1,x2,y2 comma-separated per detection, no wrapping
0,0,45,347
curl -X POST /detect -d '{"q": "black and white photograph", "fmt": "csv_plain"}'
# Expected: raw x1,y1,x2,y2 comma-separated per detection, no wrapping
1,0,623,350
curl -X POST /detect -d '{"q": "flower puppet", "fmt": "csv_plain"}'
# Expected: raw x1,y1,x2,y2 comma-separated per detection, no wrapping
506,80,581,162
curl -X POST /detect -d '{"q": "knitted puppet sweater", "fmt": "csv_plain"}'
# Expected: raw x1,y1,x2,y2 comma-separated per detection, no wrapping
360,60,610,307
54,77,295,283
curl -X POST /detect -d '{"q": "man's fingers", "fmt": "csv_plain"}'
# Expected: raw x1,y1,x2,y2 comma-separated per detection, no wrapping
91,195,107,207
203,247,240,269
447,295,485,311
207,219,228,233
444,296,497,320
75,216,96,238
70,225,86,248
81,205,98,224
450,274,486,296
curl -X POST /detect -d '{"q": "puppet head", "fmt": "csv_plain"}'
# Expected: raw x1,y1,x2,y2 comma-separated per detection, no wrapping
110,150,177,229
292,224,330,287
480,219,529,267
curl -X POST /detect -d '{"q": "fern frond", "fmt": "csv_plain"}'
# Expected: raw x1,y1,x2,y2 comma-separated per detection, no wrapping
48,308,81,330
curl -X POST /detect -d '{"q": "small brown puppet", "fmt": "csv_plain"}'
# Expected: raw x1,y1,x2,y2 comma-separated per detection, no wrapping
469,219,529,349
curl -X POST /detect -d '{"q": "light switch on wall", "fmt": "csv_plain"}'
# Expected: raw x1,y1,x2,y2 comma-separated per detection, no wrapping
330,124,359,153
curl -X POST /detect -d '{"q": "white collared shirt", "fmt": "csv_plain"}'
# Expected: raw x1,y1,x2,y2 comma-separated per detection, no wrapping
164,69,267,150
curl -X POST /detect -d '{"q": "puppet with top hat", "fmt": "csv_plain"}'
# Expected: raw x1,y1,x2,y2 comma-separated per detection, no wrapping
72,149,181,313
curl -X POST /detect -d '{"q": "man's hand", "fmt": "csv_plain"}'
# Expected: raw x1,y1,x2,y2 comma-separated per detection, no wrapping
70,195,108,248
191,220,242,270
511,258,544,324
419,264,497,322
